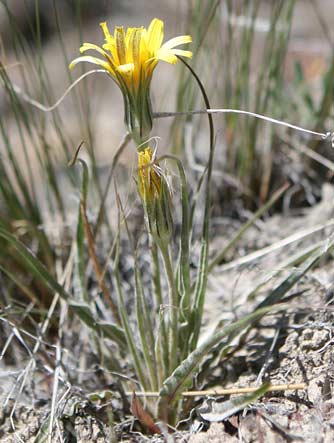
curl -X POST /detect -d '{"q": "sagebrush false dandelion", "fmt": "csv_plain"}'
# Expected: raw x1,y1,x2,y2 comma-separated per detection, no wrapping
70,18,192,146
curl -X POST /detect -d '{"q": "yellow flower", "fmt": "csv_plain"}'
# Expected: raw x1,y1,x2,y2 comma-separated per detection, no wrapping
137,147,172,241
70,18,192,92
137,147,162,202
70,18,192,146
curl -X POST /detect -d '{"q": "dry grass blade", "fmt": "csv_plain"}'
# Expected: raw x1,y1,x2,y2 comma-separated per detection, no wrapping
209,182,290,271
125,383,306,397
80,199,120,325
256,240,333,310
73,155,121,325
218,220,334,272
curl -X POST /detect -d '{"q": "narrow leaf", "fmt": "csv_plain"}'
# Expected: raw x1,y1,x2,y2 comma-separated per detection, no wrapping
256,240,333,310
159,306,276,407
0,227,125,348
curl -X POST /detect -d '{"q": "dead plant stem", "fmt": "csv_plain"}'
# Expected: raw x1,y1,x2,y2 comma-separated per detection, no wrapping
126,383,307,398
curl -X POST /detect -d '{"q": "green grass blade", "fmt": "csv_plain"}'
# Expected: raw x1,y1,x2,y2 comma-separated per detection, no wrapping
114,214,149,391
175,57,214,353
208,183,289,271
246,241,325,303
0,225,125,345
256,239,333,310
134,251,158,391
74,155,89,302
68,301,125,348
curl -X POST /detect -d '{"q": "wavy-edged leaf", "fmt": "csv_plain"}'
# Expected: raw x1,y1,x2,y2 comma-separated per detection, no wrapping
197,383,270,422
158,305,275,410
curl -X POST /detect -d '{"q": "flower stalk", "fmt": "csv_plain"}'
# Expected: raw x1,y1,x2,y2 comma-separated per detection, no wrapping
150,239,169,379
70,16,193,419
159,241,179,373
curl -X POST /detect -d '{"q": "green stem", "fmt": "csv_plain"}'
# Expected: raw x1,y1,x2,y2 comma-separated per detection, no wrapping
150,238,169,381
176,56,215,351
159,241,179,373
134,262,158,391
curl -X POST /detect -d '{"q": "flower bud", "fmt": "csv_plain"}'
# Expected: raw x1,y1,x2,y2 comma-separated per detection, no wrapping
137,147,172,242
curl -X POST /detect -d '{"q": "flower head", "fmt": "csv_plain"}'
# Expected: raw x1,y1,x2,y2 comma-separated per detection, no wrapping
70,18,192,145
137,147,172,241
70,18,192,92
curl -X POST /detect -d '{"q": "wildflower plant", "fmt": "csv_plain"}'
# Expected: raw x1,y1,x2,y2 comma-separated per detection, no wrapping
68,17,292,424
66,17,332,425
1,5,333,435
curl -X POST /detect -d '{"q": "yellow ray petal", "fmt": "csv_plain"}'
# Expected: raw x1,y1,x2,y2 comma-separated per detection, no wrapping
114,26,126,65
146,18,164,54
125,27,136,48
160,35,192,51
127,28,142,65
140,29,149,65
80,43,108,56
169,49,192,59
156,49,178,64
102,41,118,63
69,55,111,72
100,22,113,42
80,42,118,72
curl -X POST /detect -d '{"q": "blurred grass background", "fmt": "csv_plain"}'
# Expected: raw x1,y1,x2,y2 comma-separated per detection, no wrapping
1,0,333,210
